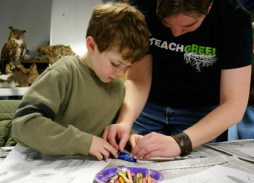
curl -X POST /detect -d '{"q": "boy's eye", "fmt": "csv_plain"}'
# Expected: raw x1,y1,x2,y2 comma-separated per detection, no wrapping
127,65,132,69
111,62,119,67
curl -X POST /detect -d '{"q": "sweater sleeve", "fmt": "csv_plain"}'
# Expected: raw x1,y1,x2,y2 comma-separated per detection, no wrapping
11,65,92,156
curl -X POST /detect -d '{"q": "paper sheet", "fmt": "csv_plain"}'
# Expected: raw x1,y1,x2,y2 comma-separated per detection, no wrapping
205,139,254,162
162,165,254,183
0,144,109,183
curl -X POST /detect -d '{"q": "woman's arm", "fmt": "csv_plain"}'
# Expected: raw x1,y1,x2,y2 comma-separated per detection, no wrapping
185,65,252,147
131,65,252,159
103,55,153,151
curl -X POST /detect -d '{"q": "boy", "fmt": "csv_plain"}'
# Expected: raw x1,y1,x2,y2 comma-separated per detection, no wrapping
11,2,150,160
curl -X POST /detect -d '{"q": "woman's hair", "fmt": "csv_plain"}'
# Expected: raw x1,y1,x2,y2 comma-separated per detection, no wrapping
156,0,214,20
86,2,150,63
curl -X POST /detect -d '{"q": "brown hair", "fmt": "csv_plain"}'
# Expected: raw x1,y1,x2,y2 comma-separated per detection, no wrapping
156,0,213,20
86,2,150,63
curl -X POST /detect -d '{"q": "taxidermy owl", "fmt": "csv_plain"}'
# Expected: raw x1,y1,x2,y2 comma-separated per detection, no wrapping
0,26,26,74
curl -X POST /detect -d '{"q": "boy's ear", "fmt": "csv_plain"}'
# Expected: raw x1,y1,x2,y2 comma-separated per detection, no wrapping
86,36,96,54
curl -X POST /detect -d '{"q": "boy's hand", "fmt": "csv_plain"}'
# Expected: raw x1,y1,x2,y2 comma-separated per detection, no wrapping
89,136,118,161
102,123,130,152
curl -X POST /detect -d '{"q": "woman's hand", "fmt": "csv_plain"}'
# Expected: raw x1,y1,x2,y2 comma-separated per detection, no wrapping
130,132,181,160
129,133,143,149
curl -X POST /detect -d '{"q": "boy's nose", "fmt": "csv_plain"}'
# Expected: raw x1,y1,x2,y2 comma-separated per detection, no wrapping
115,67,128,77
115,68,125,77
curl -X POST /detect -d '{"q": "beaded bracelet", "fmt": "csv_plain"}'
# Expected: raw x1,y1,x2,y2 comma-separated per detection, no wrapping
171,132,192,157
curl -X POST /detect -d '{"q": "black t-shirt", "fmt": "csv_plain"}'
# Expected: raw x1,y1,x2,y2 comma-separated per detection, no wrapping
130,0,253,107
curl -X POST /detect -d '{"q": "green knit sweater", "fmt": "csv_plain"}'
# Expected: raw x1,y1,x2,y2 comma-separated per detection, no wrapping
12,56,125,156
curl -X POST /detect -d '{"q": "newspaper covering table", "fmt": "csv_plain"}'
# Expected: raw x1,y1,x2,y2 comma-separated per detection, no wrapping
204,139,254,162
0,140,254,182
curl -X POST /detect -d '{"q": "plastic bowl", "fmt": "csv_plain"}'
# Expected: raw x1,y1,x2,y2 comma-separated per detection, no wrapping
94,166,164,183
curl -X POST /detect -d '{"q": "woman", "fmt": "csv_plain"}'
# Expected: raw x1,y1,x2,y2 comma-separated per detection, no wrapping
103,0,253,159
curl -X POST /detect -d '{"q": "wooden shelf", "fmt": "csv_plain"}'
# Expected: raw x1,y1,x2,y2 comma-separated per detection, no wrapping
22,59,49,74
0,87,29,96
22,59,49,64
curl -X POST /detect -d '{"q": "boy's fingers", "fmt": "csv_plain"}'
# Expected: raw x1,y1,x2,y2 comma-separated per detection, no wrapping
111,150,118,159
95,152,104,161
107,131,119,149
102,126,119,149
102,128,108,140
103,141,118,158
107,146,118,158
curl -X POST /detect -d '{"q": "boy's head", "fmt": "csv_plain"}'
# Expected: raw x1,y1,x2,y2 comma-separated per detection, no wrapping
86,2,150,64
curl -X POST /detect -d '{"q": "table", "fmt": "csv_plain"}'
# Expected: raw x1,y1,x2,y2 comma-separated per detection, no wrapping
0,140,254,182
106,141,254,182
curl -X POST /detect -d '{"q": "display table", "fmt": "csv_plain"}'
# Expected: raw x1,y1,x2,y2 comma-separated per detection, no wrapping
0,87,29,97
